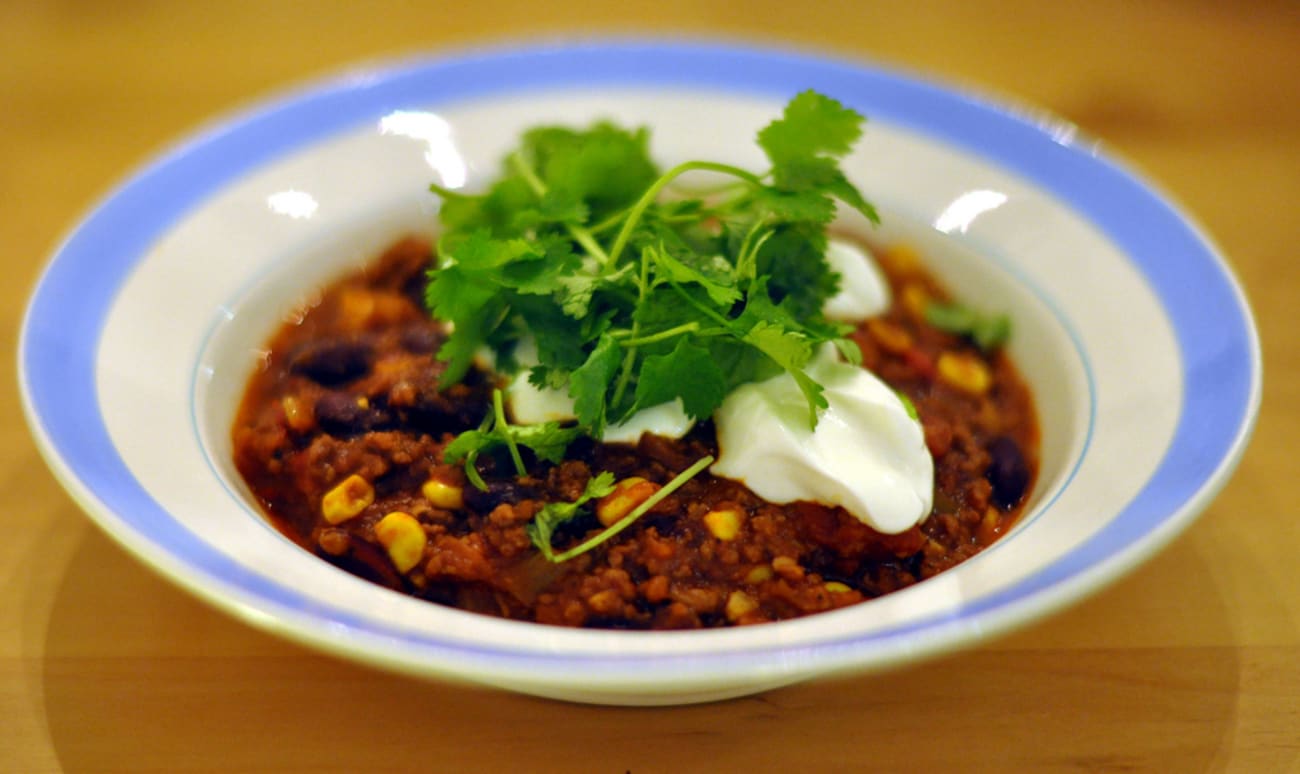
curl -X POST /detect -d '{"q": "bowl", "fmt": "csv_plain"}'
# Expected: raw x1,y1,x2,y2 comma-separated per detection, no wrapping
18,41,1260,705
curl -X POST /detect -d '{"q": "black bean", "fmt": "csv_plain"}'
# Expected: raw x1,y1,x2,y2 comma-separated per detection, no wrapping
320,539,404,591
463,479,540,512
902,551,925,579
639,513,681,537
986,436,1030,509
399,324,444,354
549,510,600,544
403,389,486,435
315,392,391,435
288,338,371,384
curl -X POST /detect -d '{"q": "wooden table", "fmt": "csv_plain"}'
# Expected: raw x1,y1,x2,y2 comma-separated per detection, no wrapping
4,2,1296,770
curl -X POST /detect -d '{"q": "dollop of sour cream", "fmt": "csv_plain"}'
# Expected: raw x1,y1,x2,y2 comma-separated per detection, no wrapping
823,238,891,322
505,368,578,425
711,350,933,534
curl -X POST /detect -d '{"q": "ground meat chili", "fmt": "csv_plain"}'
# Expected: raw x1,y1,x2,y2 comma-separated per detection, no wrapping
232,236,1039,629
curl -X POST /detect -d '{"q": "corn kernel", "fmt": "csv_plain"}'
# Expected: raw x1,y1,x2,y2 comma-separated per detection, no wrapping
771,555,804,580
725,591,758,622
421,478,464,510
337,287,377,329
281,395,314,433
937,351,992,395
338,287,410,329
977,507,1001,545
902,283,931,318
374,511,426,574
321,474,374,525
586,589,623,616
866,318,913,354
641,575,671,603
744,566,773,584
825,581,853,593
702,508,741,541
881,243,921,275
317,528,351,557
595,477,660,527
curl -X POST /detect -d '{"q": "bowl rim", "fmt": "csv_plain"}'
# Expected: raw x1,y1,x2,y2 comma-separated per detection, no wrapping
18,39,1262,691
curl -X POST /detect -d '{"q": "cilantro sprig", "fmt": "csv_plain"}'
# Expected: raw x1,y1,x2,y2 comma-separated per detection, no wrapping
426,91,879,449
442,389,580,490
924,301,1012,352
524,472,616,561
526,456,714,563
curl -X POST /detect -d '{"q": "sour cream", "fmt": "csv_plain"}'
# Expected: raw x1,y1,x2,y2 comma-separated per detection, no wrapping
711,351,933,534
505,339,694,442
506,369,579,424
601,399,693,444
823,238,891,322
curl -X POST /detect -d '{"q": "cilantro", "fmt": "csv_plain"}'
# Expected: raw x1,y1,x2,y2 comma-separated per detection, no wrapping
442,389,581,490
740,320,821,413
569,332,623,436
634,337,727,419
924,301,1012,351
529,456,714,563
426,89,880,457
895,390,920,421
525,472,617,562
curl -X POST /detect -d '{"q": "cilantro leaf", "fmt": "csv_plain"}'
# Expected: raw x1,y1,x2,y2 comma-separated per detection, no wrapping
441,429,494,466
424,275,503,384
634,338,728,419
895,390,920,421
447,230,543,269
510,422,583,464
755,91,879,224
742,321,826,429
569,333,623,434
758,90,864,183
647,243,740,307
523,123,658,221
825,173,880,224
753,186,838,225
498,235,583,295
833,336,864,366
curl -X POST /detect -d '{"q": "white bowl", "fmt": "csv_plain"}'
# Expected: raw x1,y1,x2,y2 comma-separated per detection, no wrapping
19,41,1260,705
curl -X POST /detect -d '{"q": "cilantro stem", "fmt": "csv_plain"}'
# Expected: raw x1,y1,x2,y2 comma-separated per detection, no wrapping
508,151,611,265
492,389,527,477
609,244,653,411
464,449,488,491
734,221,775,282
547,455,714,562
586,206,634,235
617,321,700,347
609,348,637,420
460,409,496,491
606,161,763,268
669,281,733,328
590,210,701,234
429,182,470,200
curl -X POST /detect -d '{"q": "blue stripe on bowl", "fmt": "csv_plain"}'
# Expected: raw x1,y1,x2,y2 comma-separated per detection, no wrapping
19,41,1259,679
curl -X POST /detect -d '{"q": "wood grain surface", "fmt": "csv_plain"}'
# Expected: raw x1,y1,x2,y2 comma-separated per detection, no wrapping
3,2,1297,771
